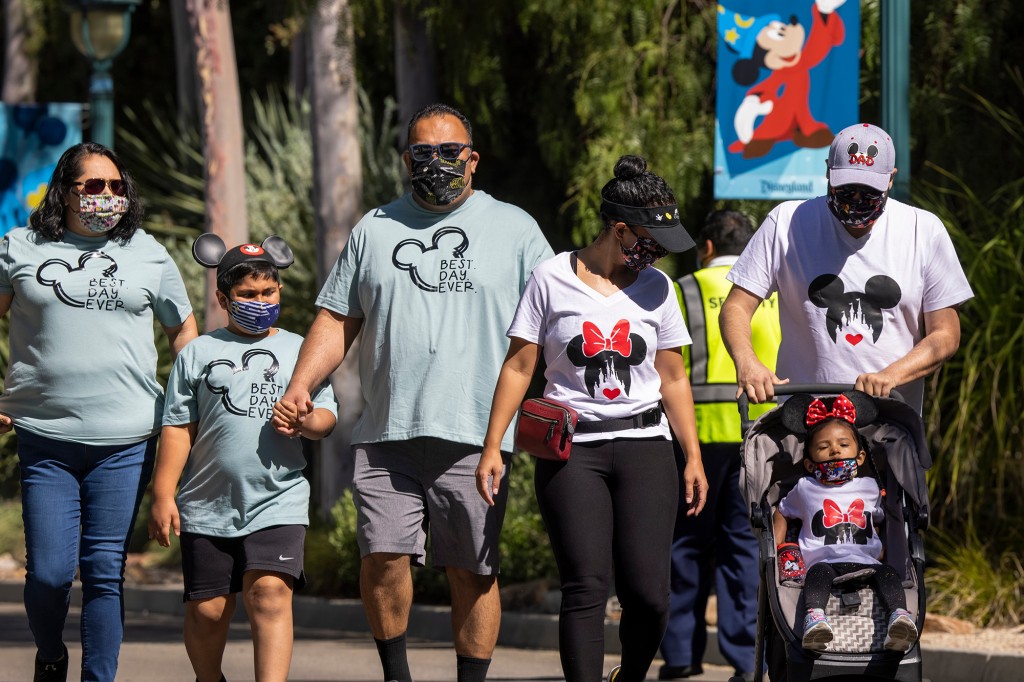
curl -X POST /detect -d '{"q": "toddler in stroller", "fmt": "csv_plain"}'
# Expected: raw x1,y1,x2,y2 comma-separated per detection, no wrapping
773,391,917,652
739,385,931,682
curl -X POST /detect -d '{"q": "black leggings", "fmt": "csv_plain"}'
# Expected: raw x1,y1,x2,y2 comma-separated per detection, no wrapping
534,437,678,682
803,562,906,613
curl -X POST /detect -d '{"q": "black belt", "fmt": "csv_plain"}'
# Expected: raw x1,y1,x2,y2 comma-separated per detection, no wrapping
574,407,663,434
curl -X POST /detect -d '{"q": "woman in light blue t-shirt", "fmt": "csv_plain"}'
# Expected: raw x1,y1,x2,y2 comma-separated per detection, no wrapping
0,142,197,682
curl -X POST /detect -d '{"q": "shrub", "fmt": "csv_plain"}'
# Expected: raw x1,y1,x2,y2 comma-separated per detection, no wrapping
925,527,1024,627
0,499,25,562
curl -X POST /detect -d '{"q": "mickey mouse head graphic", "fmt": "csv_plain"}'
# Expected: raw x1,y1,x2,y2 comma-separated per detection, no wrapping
391,226,469,292
36,250,118,308
808,274,901,345
846,139,879,168
566,319,647,399
203,348,280,416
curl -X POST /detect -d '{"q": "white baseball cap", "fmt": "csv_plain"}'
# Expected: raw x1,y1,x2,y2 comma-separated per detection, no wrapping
827,123,896,192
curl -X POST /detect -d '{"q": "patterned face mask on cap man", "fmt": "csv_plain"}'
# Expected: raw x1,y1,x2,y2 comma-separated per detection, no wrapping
826,184,887,228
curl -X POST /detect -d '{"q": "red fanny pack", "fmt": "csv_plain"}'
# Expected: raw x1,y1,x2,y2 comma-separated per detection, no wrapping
514,398,578,461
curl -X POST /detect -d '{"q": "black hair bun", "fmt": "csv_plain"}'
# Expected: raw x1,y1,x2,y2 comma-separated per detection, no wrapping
780,390,879,434
613,155,647,181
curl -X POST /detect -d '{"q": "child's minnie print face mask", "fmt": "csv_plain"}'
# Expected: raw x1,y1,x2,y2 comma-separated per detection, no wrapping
811,458,859,484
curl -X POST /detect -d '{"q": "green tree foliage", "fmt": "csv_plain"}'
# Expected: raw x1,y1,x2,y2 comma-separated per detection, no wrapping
350,0,722,267
915,68,1024,556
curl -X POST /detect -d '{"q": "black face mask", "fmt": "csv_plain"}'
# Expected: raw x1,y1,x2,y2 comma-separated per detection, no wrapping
410,156,469,206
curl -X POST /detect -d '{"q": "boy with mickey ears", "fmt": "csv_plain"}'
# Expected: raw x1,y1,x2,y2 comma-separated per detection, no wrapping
148,234,337,682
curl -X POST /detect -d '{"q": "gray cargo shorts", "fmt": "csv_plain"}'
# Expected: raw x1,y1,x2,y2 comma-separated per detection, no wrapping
351,437,511,575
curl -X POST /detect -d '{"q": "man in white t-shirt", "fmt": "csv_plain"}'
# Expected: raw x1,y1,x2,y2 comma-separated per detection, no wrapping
721,123,973,413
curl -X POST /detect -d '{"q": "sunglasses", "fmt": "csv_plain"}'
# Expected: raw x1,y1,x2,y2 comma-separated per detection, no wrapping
407,142,471,163
72,178,126,196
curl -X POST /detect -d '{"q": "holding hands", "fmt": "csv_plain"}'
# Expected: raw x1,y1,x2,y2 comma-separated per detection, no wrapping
271,385,337,441
272,388,314,437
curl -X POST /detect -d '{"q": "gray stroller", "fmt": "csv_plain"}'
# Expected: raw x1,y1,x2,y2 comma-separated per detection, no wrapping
733,384,931,682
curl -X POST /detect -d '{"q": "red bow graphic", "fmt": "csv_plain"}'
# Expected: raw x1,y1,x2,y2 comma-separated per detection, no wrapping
822,498,866,529
806,394,857,427
582,320,632,358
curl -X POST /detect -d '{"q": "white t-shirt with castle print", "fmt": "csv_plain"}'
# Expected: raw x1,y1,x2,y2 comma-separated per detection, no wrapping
727,196,973,413
778,476,884,569
508,251,691,443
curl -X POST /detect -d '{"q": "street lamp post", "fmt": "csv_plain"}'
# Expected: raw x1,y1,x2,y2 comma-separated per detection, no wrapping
65,0,141,149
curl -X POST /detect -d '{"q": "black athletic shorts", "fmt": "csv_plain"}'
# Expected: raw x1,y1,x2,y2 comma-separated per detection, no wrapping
180,524,306,601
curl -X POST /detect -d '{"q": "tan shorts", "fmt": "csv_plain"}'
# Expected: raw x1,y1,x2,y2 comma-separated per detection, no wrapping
351,437,511,575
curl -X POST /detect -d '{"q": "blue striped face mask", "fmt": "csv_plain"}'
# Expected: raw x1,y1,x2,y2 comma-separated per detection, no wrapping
228,299,280,334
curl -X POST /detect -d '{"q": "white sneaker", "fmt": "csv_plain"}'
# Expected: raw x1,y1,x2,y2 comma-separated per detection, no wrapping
801,608,834,651
884,609,919,651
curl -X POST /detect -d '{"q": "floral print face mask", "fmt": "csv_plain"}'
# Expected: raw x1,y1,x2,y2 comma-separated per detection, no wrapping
77,194,129,234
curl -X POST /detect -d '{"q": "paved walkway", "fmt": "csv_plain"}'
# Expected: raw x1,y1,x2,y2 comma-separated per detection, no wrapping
1,580,1021,682
0,598,738,682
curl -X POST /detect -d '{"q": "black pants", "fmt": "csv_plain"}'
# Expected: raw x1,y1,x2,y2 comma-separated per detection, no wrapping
803,561,906,613
535,437,678,682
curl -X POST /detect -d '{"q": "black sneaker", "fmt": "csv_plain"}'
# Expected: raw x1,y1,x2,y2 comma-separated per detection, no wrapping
658,664,703,679
34,645,68,682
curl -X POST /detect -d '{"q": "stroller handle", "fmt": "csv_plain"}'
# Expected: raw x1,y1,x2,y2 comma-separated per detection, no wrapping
737,383,905,436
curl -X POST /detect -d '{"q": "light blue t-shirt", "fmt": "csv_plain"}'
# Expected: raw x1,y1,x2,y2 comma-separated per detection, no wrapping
163,328,338,537
316,190,553,451
0,227,192,445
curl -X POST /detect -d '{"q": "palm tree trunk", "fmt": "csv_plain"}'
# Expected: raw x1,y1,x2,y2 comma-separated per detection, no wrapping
183,0,248,331
307,0,365,510
170,0,197,131
393,0,438,129
2,0,38,103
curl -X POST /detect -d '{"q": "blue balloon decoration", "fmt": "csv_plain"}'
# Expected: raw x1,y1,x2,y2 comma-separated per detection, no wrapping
11,104,44,131
0,158,17,192
35,117,69,146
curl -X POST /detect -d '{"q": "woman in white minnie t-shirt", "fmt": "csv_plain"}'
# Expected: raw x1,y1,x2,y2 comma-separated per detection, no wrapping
477,155,707,682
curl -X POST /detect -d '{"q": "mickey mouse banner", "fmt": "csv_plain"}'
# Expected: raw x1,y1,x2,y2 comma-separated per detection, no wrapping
713,0,859,199
0,103,83,236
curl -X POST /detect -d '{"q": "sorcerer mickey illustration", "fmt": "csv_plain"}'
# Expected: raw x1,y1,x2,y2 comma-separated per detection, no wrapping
721,0,848,159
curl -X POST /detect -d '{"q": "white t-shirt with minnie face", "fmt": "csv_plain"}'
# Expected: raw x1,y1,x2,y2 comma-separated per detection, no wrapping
507,251,691,442
726,197,973,413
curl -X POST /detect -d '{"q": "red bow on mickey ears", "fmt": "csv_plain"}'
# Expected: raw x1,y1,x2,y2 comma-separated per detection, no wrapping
806,394,857,427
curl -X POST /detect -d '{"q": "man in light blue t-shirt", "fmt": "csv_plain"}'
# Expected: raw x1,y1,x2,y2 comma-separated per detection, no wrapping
278,103,552,682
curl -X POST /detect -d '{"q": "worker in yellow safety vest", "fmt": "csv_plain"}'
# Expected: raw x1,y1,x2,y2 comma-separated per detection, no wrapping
659,210,781,682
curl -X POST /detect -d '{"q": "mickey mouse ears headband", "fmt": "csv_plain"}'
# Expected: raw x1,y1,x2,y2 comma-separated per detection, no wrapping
600,200,696,253
780,390,879,435
193,233,294,276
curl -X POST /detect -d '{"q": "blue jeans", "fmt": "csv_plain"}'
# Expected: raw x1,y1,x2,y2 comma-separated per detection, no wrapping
18,429,156,682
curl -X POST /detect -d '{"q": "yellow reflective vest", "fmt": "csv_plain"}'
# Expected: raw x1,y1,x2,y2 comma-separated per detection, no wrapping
676,263,781,443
